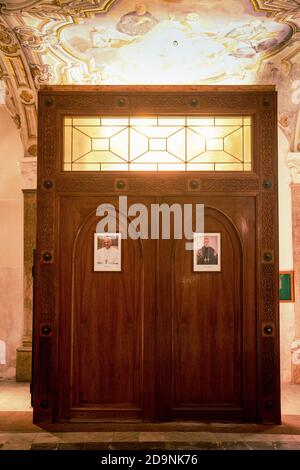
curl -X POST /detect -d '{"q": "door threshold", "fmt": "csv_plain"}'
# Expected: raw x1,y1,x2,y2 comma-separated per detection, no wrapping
36,420,273,433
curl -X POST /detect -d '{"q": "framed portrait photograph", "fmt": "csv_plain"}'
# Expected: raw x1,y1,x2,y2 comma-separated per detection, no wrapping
94,233,121,272
279,271,294,302
193,233,221,272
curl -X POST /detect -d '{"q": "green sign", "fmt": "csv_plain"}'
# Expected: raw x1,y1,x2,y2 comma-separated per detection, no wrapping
279,272,294,302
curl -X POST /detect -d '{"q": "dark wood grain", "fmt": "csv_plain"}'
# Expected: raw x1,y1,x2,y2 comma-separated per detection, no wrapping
40,85,276,93
157,198,256,422
57,196,156,421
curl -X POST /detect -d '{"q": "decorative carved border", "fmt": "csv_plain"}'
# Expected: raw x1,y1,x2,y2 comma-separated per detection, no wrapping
53,92,260,113
258,92,280,423
261,193,276,247
252,0,300,29
0,0,117,18
54,175,260,194
288,152,300,183
0,16,37,157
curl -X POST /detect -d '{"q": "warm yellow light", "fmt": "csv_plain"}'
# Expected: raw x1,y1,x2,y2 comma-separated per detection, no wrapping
64,116,252,172
206,139,223,151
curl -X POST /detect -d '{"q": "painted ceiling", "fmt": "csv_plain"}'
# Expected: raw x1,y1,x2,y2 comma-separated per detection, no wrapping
0,0,299,157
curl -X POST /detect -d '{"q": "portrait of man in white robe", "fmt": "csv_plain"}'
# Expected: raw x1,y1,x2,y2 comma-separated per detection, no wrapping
94,233,121,272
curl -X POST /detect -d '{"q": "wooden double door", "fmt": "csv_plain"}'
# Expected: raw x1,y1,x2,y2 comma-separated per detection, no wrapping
34,85,280,424
55,194,256,422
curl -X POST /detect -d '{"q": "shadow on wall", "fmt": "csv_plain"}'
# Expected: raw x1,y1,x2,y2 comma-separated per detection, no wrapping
0,339,6,365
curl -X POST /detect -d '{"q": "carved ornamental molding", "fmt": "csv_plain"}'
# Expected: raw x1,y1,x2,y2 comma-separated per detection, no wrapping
1,1,300,26
18,157,37,189
288,152,300,184
253,1,300,28
0,0,299,156
0,15,37,157
0,0,117,18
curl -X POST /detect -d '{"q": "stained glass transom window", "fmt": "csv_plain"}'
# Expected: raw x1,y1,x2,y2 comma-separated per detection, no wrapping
63,116,252,171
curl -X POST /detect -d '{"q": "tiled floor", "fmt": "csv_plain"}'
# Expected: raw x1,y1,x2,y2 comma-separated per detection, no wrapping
0,381,300,450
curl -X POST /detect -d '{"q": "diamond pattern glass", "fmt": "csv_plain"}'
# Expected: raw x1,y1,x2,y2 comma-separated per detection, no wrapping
64,116,252,171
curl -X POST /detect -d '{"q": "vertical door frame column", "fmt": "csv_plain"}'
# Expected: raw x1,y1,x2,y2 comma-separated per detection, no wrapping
16,159,37,382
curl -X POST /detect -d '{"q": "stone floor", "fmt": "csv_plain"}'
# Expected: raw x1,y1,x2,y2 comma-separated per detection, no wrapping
0,381,300,450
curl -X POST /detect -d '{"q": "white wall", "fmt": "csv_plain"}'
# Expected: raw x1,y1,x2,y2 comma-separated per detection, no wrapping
278,127,295,383
0,107,23,379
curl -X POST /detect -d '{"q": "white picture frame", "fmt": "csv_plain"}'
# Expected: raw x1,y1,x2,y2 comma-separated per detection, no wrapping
94,233,121,272
193,233,221,272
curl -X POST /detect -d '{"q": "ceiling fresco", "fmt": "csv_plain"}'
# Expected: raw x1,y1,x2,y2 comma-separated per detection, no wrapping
0,0,299,157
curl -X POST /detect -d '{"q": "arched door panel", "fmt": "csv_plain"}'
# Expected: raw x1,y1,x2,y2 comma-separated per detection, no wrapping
57,196,156,421
158,197,257,422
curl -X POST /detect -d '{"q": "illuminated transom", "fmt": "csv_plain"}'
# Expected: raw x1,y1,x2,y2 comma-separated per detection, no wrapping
64,116,252,171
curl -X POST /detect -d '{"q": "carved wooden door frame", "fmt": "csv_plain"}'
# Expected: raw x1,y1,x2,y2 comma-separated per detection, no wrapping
34,85,280,424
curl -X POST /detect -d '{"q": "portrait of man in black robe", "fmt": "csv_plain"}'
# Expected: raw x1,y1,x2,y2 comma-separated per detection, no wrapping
197,236,218,265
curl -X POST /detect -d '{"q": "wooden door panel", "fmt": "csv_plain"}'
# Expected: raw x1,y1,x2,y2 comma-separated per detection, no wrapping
173,209,242,406
158,197,256,421
73,217,142,406
58,196,156,421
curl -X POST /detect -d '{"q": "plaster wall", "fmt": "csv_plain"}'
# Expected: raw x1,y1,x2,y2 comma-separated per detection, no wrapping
0,107,23,379
278,128,294,383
